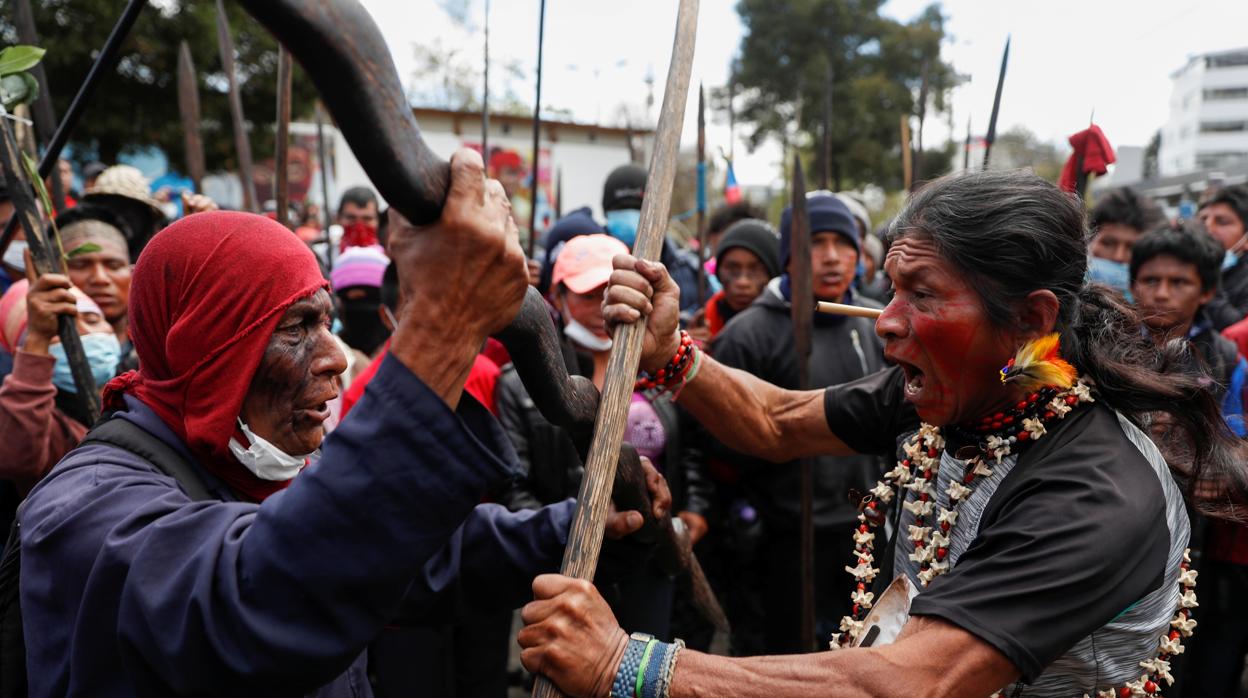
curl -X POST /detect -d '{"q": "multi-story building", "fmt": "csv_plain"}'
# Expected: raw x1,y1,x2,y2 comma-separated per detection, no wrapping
1159,47,1248,176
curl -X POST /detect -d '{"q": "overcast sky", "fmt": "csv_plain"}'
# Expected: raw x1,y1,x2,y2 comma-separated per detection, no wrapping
357,0,1248,189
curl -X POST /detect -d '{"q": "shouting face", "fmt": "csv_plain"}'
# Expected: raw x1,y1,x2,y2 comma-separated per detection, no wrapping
240,289,347,455
876,235,1023,426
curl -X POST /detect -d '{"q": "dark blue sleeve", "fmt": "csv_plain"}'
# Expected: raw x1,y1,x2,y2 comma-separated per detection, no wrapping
398,500,574,624
21,353,524,695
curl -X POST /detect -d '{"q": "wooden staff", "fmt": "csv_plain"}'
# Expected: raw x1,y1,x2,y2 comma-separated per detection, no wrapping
532,1,698,694
695,82,707,309
817,301,882,319
900,115,912,193
12,0,66,214
0,119,99,420
314,105,334,269
216,0,258,212
913,58,929,190
0,0,145,260
177,41,206,193
275,46,294,228
789,155,817,652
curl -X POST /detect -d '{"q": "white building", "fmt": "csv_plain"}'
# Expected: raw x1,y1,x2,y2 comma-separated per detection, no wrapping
284,108,653,226
1159,48,1248,176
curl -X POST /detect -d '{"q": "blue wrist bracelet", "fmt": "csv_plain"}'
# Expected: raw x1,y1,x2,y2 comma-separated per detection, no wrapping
639,640,671,698
611,633,652,698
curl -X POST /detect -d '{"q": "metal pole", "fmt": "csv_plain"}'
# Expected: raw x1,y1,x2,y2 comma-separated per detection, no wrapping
275,47,294,228
526,0,546,258
481,0,490,159
0,0,146,259
316,105,334,270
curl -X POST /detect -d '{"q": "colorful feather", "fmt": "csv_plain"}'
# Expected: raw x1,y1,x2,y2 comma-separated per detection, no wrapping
999,333,1077,391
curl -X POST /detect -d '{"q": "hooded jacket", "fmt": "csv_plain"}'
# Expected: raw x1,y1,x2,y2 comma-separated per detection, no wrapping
710,277,886,531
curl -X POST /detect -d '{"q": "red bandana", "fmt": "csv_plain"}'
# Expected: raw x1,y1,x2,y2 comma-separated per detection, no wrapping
103,211,329,501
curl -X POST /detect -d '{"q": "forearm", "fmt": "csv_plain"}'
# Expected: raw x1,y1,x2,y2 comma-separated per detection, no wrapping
677,354,853,461
390,321,480,408
670,648,906,698
669,619,1016,698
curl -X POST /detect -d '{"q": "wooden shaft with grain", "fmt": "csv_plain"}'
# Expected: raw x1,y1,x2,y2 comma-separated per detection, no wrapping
531,1,699,695
817,301,882,319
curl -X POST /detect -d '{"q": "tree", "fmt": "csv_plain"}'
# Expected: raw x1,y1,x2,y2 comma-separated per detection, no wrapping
990,126,1063,182
1143,129,1161,181
727,0,958,191
0,0,319,173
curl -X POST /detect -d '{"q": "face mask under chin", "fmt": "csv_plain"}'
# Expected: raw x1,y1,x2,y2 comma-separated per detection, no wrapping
228,418,316,482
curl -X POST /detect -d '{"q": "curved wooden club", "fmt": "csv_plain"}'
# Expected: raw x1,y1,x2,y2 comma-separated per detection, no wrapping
234,0,724,633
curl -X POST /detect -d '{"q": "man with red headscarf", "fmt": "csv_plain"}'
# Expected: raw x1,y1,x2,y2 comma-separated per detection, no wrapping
17,150,665,697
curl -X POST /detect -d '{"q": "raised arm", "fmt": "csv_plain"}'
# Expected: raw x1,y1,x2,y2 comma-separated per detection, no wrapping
603,255,854,461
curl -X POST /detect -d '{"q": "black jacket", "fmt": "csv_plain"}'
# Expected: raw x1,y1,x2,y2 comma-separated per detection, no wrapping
1206,256,1248,330
494,340,712,517
710,278,887,532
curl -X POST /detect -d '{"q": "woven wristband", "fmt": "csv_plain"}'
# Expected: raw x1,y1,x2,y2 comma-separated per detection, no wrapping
611,633,652,698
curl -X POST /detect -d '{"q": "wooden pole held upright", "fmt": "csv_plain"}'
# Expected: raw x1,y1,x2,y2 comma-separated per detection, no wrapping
216,0,258,212
275,46,294,228
530,1,700,695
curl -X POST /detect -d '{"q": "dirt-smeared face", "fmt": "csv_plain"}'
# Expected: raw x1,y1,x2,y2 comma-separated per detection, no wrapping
876,235,1021,426
240,289,346,455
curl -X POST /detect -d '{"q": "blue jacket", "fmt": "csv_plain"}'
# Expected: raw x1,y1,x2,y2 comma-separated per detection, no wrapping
20,353,575,697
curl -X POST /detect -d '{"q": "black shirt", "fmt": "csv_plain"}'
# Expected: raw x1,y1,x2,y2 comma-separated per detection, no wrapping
824,367,1188,694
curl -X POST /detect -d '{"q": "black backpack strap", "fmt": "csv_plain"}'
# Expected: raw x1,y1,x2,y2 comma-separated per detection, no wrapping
0,502,25,698
79,417,216,502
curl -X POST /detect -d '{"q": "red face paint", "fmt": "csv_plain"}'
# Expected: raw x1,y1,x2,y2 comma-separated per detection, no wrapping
877,236,1022,426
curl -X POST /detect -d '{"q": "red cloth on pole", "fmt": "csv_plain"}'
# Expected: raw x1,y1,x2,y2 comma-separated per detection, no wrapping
1058,124,1115,193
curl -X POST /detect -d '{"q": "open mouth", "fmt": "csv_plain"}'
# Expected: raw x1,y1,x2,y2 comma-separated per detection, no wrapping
898,361,926,401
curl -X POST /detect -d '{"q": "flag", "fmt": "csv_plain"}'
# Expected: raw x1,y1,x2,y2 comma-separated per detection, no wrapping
724,160,741,205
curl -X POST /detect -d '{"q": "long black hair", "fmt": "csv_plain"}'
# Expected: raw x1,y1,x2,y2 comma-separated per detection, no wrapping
891,169,1246,519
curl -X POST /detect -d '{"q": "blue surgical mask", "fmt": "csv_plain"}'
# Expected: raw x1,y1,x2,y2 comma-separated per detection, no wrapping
1087,256,1132,301
1223,250,1240,272
48,333,121,394
605,209,642,248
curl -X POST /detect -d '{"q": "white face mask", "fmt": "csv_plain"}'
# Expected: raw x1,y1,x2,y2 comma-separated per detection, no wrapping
228,418,316,481
2,240,27,271
562,299,612,352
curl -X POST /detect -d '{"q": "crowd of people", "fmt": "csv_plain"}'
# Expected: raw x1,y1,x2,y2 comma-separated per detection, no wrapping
1,146,1247,698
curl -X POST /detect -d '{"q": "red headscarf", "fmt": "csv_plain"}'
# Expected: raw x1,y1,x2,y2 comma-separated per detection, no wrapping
103,211,329,501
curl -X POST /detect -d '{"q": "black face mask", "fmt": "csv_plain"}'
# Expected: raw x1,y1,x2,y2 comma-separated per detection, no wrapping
338,299,390,356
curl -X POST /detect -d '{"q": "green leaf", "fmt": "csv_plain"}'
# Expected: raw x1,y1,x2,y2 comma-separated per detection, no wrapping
0,74,31,110
21,152,55,221
66,242,103,258
0,46,45,77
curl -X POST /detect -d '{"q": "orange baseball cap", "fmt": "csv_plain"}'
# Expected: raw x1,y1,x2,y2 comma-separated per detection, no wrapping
552,234,629,294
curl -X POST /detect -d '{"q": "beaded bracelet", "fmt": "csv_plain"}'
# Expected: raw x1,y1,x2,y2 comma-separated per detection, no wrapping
635,331,699,395
610,635,685,698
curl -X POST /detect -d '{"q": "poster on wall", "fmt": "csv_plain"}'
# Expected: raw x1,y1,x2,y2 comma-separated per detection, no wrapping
463,142,555,249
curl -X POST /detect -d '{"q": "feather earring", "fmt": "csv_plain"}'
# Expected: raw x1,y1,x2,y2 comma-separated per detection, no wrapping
999,332,1077,391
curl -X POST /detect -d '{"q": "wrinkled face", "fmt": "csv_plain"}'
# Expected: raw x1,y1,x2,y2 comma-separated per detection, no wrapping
809,231,858,301
562,283,608,339
1089,223,1142,264
1132,254,1214,336
876,235,1020,426
337,201,379,229
65,237,131,324
240,289,347,455
718,247,770,312
1199,203,1246,251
